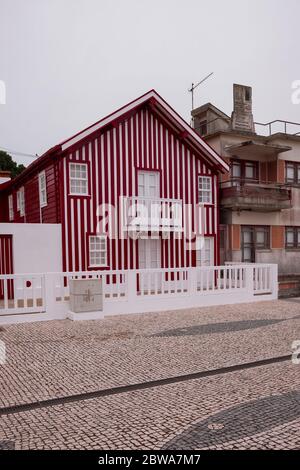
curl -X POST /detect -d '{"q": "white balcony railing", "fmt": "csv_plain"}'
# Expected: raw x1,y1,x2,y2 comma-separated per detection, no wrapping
121,196,183,232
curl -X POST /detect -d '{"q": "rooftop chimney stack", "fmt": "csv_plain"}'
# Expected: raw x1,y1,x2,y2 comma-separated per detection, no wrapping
231,84,255,134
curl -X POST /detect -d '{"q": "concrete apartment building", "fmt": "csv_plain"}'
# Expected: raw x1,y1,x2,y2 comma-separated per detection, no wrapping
192,84,300,290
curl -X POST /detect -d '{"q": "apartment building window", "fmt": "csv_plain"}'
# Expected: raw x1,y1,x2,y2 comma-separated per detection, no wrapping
198,176,212,204
38,171,47,207
255,226,270,249
285,227,300,249
8,194,14,221
285,162,300,184
69,162,88,195
17,187,25,216
198,120,208,136
88,235,107,267
245,88,251,102
242,226,270,262
231,160,258,182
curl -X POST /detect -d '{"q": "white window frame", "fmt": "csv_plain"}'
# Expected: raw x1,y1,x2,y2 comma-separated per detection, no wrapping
88,235,107,268
17,187,25,216
137,170,160,198
38,171,47,208
69,162,89,196
8,194,14,221
17,190,20,211
196,236,215,267
198,176,212,205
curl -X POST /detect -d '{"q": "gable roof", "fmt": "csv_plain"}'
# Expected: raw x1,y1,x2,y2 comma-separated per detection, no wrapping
59,90,229,172
0,90,229,192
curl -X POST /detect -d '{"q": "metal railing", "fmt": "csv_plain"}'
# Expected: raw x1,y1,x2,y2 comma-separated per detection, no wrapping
254,120,300,137
193,115,300,137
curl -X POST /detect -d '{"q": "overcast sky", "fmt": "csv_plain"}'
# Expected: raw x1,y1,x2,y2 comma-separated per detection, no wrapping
0,0,299,166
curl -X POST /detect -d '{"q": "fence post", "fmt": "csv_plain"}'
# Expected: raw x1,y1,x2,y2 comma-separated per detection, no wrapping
270,264,278,299
127,270,137,308
44,273,57,318
245,265,254,298
190,268,197,295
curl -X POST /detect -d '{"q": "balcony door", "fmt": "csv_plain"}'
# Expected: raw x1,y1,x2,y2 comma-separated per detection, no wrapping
138,171,160,198
231,160,258,185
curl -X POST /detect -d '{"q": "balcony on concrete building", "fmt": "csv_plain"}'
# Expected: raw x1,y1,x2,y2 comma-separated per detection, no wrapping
220,180,292,212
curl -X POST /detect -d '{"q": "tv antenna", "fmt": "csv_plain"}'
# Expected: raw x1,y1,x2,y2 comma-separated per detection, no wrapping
188,72,214,110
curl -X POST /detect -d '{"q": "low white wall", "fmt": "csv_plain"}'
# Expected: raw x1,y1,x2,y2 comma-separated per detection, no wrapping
0,265,278,325
0,223,62,273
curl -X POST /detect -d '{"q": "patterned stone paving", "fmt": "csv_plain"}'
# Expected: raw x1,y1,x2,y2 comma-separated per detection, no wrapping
0,362,299,449
0,298,300,449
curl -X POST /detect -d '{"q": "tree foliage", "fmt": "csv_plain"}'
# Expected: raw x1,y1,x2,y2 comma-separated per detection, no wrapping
0,150,26,178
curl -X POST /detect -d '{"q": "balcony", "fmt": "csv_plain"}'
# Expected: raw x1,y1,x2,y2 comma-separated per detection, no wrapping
221,180,292,212
121,196,183,234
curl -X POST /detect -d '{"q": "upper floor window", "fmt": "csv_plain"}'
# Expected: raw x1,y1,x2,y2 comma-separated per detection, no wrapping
242,226,270,251
231,160,258,182
69,162,88,195
245,88,251,102
198,120,208,136
285,162,300,185
255,226,270,249
285,227,300,249
17,187,25,216
38,171,47,207
198,176,212,204
88,235,107,267
8,194,14,221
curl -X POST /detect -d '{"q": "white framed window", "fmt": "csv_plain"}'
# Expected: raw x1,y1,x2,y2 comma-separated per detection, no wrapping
38,171,47,207
198,176,212,204
196,237,214,266
17,187,25,216
69,162,88,195
8,194,14,221
17,190,20,211
89,235,107,267
137,171,160,198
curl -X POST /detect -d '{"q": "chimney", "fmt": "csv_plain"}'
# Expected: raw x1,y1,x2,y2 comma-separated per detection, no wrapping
0,170,11,184
231,84,255,133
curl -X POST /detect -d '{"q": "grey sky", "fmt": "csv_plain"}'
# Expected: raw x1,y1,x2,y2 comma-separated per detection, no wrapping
0,0,299,166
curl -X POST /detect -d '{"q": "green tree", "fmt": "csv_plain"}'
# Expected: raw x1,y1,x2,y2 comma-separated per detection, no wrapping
0,150,25,178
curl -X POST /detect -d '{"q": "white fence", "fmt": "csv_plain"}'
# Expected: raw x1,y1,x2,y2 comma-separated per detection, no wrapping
0,264,278,324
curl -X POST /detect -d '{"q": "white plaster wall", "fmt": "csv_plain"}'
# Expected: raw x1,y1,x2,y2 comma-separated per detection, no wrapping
0,223,62,273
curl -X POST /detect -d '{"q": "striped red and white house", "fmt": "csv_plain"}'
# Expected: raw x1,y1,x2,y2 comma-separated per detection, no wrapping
0,90,229,275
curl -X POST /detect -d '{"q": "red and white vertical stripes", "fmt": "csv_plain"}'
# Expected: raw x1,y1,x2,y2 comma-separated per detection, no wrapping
62,105,219,272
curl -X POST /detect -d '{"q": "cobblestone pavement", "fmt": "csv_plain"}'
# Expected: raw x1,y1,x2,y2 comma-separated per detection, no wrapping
0,362,299,449
0,298,300,449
